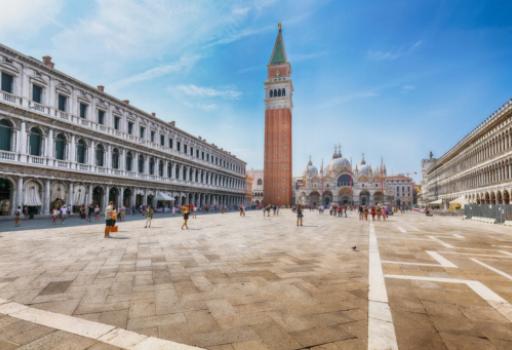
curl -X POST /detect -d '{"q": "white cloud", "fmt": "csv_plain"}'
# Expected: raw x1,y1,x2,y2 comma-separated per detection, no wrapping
175,84,242,100
367,40,423,61
0,0,63,39
110,54,201,90
51,0,271,64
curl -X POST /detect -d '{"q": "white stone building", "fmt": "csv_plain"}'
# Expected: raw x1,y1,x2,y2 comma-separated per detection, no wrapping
0,43,246,217
422,98,512,206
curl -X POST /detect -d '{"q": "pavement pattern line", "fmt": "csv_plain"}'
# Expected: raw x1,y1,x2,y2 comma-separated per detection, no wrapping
499,250,512,257
368,222,399,350
396,226,407,234
0,297,203,350
384,275,512,322
381,250,457,268
471,258,512,281
428,236,454,249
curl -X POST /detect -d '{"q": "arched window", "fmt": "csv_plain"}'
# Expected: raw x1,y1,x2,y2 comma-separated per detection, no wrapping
95,144,105,166
138,155,144,173
175,164,180,179
337,174,352,187
273,89,277,97
282,88,285,96
149,157,155,175
269,90,273,98
29,127,43,156
112,148,120,169
257,179,263,186
76,139,87,164
158,160,164,177
0,119,13,151
54,133,66,160
277,89,282,97
126,152,133,171
167,162,172,178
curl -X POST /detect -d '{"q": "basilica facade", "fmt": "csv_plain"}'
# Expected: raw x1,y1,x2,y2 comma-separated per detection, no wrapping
0,43,246,217
294,146,414,208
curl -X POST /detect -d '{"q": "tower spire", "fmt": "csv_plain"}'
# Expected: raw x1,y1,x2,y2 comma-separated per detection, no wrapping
269,23,288,65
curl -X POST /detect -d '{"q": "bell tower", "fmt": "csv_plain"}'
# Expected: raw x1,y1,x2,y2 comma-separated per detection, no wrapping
263,23,293,206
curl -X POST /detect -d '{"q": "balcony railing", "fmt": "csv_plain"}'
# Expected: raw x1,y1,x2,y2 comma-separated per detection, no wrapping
0,150,16,161
29,155,46,165
29,101,47,113
1,91,21,105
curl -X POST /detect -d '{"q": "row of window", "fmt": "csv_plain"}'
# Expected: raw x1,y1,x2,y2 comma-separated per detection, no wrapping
269,88,286,98
0,71,244,175
0,119,243,188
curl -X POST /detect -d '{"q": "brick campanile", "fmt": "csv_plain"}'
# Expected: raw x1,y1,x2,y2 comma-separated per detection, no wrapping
263,23,293,206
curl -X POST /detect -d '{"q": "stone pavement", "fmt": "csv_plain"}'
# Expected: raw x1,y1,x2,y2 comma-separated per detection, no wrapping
0,209,510,349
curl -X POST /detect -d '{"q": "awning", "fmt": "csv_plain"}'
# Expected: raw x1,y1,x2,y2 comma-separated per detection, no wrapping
155,191,175,201
449,196,467,206
24,182,42,206
429,198,442,205
51,182,68,202
73,185,87,206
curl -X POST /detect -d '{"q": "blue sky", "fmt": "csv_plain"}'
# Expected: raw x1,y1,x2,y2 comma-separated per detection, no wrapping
1,0,511,181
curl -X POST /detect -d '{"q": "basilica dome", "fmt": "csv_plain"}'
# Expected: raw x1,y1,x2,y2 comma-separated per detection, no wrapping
304,159,318,178
328,156,352,174
359,164,372,177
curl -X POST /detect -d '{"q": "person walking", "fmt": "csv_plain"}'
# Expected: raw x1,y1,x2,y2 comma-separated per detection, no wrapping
371,206,376,221
296,204,304,227
14,206,21,226
239,203,245,217
181,204,190,230
51,207,59,224
104,201,114,238
144,206,154,228
111,208,118,231
59,205,67,223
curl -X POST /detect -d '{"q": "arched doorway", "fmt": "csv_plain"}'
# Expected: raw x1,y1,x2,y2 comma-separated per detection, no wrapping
50,182,67,210
490,192,496,205
504,190,510,205
373,191,384,205
0,178,13,215
308,191,320,208
147,194,154,207
135,194,144,208
497,191,503,205
322,191,333,206
24,180,43,217
123,188,132,208
338,188,352,205
485,192,490,204
109,187,119,207
92,186,104,208
359,190,370,206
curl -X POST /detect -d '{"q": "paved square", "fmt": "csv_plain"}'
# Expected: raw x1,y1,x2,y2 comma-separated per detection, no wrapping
0,210,511,349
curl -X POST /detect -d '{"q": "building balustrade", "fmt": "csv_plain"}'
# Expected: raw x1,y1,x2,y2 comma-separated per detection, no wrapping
0,150,245,192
